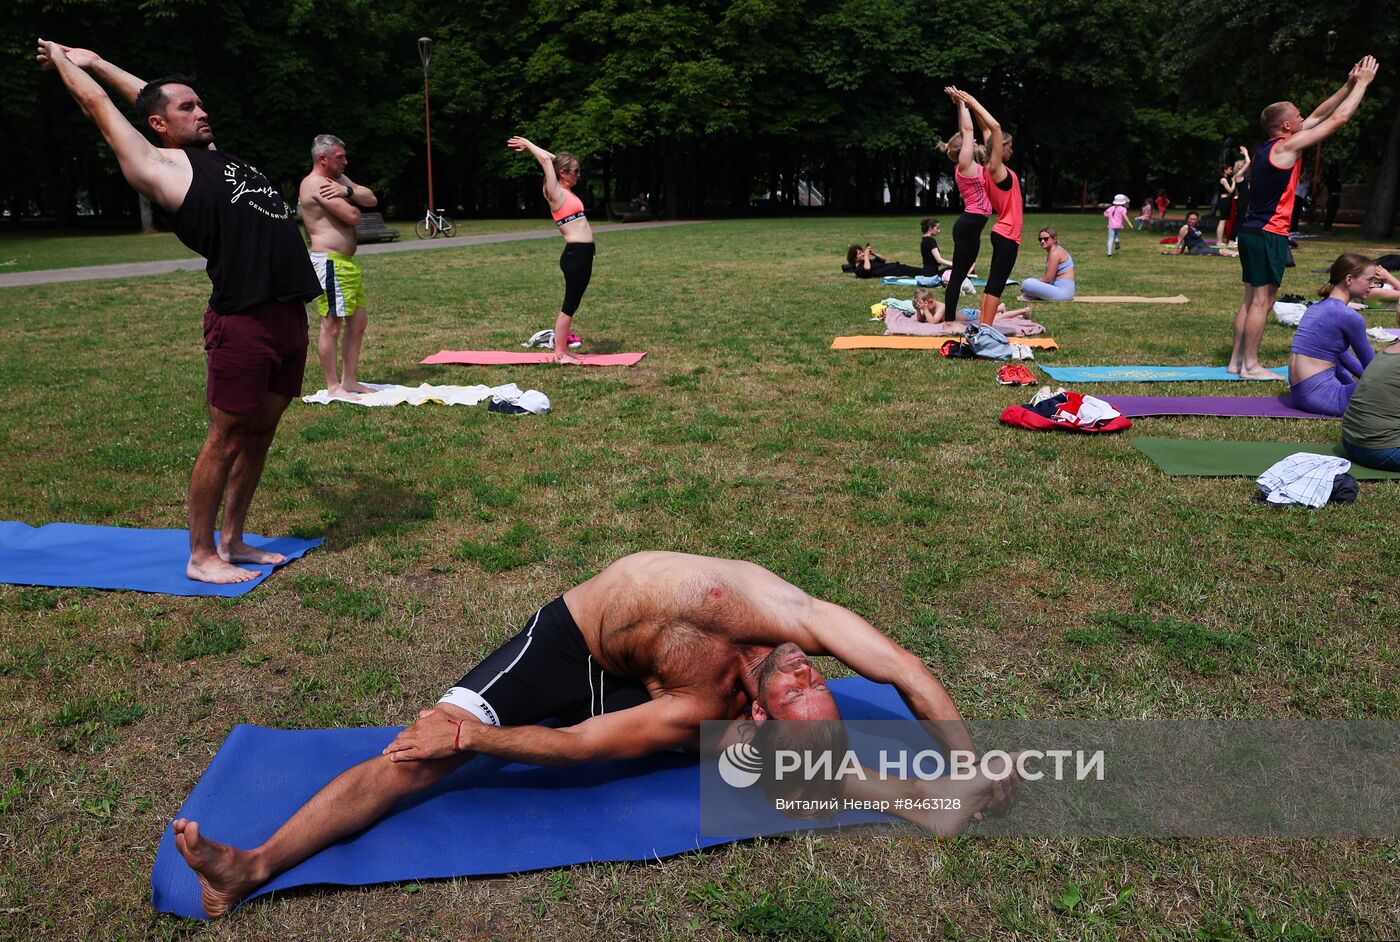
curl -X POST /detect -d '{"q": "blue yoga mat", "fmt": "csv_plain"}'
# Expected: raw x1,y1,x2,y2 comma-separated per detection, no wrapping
0,522,321,597
151,677,920,919
1040,365,1288,383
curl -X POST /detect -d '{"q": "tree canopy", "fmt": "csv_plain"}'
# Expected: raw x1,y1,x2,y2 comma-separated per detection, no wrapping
4,0,1396,234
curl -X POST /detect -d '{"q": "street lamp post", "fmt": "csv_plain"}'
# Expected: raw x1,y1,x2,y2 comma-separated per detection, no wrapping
419,36,435,216
1311,30,1338,222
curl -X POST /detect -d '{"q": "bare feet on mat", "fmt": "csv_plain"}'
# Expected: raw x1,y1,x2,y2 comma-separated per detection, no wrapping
173,819,264,919
326,384,362,400
219,540,287,566
187,555,260,584
340,381,375,394
555,353,583,365
1239,367,1284,381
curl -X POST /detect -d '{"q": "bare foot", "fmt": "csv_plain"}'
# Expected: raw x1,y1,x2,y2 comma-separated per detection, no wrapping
172,819,266,919
219,540,286,566
340,380,375,394
902,755,1021,837
1226,362,1241,374
1239,367,1284,381
187,555,260,584
554,353,584,365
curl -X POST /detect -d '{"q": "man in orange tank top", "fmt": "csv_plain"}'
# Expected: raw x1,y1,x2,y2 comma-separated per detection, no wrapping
1229,55,1378,381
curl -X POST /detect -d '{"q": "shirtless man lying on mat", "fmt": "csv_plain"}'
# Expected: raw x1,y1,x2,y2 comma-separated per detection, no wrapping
174,551,1018,917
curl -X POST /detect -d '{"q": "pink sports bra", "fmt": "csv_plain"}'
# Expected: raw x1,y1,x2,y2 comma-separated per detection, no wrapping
552,189,586,227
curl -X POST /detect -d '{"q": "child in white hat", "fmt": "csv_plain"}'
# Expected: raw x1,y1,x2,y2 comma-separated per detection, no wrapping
1104,194,1131,256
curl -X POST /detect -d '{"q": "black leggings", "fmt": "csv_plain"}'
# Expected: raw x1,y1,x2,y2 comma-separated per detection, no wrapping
857,261,923,279
944,212,988,315
559,242,595,316
984,232,1020,298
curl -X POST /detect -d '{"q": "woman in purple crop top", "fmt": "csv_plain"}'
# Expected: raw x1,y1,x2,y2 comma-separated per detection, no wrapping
1288,253,1377,415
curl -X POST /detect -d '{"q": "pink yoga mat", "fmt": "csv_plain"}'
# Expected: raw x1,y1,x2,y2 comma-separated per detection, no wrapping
1105,395,1331,419
421,351,647,366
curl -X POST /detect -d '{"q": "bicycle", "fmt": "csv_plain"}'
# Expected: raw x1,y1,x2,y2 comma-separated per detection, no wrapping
415,208,456,239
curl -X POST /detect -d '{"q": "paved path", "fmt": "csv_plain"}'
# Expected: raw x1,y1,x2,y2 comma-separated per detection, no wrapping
0,219,702,288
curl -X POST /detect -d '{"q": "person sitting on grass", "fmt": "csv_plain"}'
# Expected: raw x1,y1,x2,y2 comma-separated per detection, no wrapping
1341,335,1400,471
920,218,955,277
1018,228,1076,301
171,551,1018,919
1134,196,1154,230
1287,253,1376,416
1170,212,1238,257
847,243,923,279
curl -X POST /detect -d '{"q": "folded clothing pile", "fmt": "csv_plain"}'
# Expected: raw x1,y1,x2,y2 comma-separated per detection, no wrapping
1254,453,1358,507
1000,386,1132,433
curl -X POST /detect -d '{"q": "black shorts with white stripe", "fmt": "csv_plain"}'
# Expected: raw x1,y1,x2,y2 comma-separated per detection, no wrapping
439,596,651,727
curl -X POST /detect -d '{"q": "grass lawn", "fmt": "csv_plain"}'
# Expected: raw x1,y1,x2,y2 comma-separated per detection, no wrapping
0,214,1397,941
0,218,557,273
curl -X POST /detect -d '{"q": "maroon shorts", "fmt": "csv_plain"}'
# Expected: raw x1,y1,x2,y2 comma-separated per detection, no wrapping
202,299,309,414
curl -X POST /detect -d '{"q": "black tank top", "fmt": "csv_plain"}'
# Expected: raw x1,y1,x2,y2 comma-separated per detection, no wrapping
166,147,321,313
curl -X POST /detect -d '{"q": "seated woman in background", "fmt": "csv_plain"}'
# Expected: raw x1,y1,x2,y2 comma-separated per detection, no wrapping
847,243,923,279
920,218,954,277
1018,228,1076,301
1173,211,1238,257
1288,253,1375,416
1340,334,1400,471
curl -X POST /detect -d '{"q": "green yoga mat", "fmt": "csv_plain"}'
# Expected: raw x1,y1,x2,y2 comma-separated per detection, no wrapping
1131,438,1400,479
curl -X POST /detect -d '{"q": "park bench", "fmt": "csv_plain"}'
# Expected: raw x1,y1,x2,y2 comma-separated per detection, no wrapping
355,212,401,243
610,200,658,223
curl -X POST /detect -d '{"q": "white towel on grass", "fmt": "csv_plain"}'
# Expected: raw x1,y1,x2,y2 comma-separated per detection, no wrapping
303,382,549,412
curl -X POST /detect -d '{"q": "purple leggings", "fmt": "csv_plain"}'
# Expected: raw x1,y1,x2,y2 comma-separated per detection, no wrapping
1287,367,1356,417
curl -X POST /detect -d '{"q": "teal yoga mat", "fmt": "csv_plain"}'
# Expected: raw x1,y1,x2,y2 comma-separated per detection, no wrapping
881,276,1013,287
1130,438,1400,479
1041,365,1288,383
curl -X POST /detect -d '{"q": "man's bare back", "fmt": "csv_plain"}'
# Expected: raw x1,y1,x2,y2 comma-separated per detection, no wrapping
564,551,822,717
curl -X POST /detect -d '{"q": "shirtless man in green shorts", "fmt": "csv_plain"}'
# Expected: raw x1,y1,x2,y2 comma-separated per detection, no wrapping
299,134,379,396
173,551,1018,918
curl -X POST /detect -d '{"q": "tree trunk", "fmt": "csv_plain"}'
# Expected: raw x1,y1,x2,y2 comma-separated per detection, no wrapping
1361,98,1400,240
139,194,155,234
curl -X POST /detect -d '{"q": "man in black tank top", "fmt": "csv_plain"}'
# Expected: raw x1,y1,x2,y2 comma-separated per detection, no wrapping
38,40,322,585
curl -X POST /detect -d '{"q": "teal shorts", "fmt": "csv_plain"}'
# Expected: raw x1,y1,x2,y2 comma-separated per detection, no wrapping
1237,230,1288,287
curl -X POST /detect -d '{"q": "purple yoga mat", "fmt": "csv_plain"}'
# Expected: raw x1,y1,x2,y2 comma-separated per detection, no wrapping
1105,395,1333,420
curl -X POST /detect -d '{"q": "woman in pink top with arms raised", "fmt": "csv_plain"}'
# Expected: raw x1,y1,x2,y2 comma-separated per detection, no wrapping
933,87,991,324
957,90,1020,325
507,136,595,364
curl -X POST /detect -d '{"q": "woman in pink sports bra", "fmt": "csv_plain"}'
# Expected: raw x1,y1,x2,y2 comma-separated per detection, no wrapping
507,136,595,363
934,87,990,324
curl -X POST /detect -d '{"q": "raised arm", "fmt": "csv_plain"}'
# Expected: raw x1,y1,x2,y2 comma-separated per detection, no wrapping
506,135,564,210
383,693,700,765
36,42,145,104
37,40,189,213
1301,61,1363,129
1282,57,1379,157
799,598,975,755
959,90,1005,181
945,87,978,177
